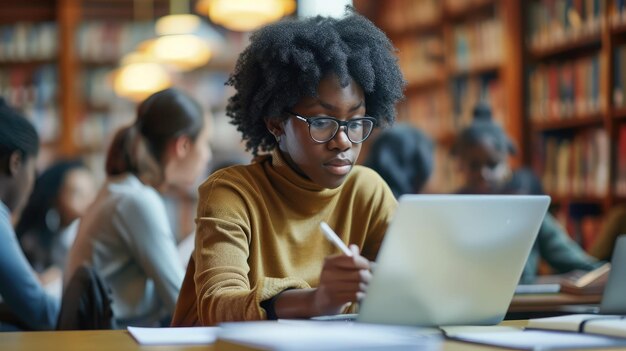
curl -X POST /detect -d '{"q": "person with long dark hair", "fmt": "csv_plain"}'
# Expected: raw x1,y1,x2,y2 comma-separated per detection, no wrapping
16,160,95,274
66,88,212,328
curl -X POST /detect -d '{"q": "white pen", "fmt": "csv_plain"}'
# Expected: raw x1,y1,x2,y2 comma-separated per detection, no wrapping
320,221,353,257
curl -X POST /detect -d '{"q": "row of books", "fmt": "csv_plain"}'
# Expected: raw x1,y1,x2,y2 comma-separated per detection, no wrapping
614,124,626,196
450,18,502,73
77,21,155,63
527,0,604,51
537,129,609,198
80,67,117,109
528,54,601,121
378,0,440,34
396,34,444,86
400,89,447,139
613,0,626,25
614,44,626,108
399,75,506,138
0,65,58,143
0,23,57,62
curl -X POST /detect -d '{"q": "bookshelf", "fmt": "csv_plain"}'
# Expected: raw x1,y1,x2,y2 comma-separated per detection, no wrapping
360,0,525,193
525,0,626,250
357,0,626,251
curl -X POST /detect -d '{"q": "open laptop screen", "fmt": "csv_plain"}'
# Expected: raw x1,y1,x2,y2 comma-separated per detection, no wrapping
358,194,550,327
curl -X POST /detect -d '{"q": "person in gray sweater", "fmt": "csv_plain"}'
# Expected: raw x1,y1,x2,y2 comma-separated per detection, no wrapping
66,89,212,328
0,98,59,331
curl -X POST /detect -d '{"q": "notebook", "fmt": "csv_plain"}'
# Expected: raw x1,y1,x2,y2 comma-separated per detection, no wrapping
356,194,551,327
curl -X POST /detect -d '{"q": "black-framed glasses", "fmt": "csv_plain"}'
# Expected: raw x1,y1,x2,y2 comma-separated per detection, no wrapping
287,112,376,144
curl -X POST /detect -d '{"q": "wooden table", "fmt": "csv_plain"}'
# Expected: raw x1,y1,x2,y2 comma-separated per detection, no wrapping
2,320,623,351
0,322,529,351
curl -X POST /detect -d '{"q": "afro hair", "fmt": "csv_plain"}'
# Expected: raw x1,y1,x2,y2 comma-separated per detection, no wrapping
226,9,405,155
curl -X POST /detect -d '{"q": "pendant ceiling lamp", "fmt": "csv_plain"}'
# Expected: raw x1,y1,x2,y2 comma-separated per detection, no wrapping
112,0,172,101
144,1,214,71
112,51,172,102
197,0,296,32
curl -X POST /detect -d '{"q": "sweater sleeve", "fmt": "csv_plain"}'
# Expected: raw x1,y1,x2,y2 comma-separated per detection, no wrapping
537,213,602,274
0,221,59,330
193,175,309,326
115,191,184,314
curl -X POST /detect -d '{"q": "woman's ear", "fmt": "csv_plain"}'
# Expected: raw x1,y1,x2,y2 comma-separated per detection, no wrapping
172,135,192,158
264,117,284,139
8,151,23,177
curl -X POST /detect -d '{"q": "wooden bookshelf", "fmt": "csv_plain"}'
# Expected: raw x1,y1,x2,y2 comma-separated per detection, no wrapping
364,0,524,193
614,108,626,120
529,34,602,60
525,0,626,247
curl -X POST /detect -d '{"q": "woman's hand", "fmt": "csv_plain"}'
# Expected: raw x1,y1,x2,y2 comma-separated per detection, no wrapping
313,244,372,316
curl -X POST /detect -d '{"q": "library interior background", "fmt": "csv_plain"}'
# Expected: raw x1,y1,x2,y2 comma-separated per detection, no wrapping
1,0,626,272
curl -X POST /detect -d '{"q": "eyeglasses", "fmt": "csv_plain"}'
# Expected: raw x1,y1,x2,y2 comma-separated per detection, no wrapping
287,112,376,144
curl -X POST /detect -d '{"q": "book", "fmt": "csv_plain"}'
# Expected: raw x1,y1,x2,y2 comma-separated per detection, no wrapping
527,314,626,337
559,262,611,295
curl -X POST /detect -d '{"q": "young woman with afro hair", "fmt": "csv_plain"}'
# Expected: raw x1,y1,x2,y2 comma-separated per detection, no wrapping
172,10,405,326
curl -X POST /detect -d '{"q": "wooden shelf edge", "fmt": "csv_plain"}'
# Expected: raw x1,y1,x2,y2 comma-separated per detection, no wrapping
444,0,495,20
611,19,626,36
0,59,57,67
386,17,444,37
530,114,604,131
449,61,501,77
548,194,606,205
613,107,626,119
404,76,446,93
528,33,602,60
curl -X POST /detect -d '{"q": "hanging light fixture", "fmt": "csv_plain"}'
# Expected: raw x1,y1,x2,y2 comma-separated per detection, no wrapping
142,1,215,71
197,0,296,32
112,51,173,102
112,0,173,102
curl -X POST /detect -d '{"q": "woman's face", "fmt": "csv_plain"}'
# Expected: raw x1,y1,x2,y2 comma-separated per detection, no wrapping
458,137,510,194
57,168,96,226
273,74,367,189
165,115,213,189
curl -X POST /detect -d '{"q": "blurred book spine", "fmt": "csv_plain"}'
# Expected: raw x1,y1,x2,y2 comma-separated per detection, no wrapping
450,18,502,73
614,45,626,108
0,22,57,62
528,0,604,52
538,128,608,198
529,54,602,121
379,0,441,34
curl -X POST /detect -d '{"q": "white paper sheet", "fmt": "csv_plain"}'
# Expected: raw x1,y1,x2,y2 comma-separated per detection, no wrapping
128,326,220,345
450,330,626,350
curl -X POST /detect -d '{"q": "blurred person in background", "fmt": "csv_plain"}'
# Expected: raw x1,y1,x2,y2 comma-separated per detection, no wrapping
16,160,96,282
0,97,59,331
364,123,434,198
452,102,602,283
66,88,212,328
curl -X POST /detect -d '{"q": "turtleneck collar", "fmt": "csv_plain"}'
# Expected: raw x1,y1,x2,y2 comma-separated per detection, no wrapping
257,148,344,212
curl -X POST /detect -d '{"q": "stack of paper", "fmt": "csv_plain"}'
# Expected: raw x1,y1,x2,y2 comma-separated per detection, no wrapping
215,321,442,351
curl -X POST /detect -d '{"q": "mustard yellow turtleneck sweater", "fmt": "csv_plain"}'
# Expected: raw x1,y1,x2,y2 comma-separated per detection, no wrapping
172,150,397,326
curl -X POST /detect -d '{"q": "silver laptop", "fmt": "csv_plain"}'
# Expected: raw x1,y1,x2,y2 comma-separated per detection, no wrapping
357,194,550,327
599,235,626,314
